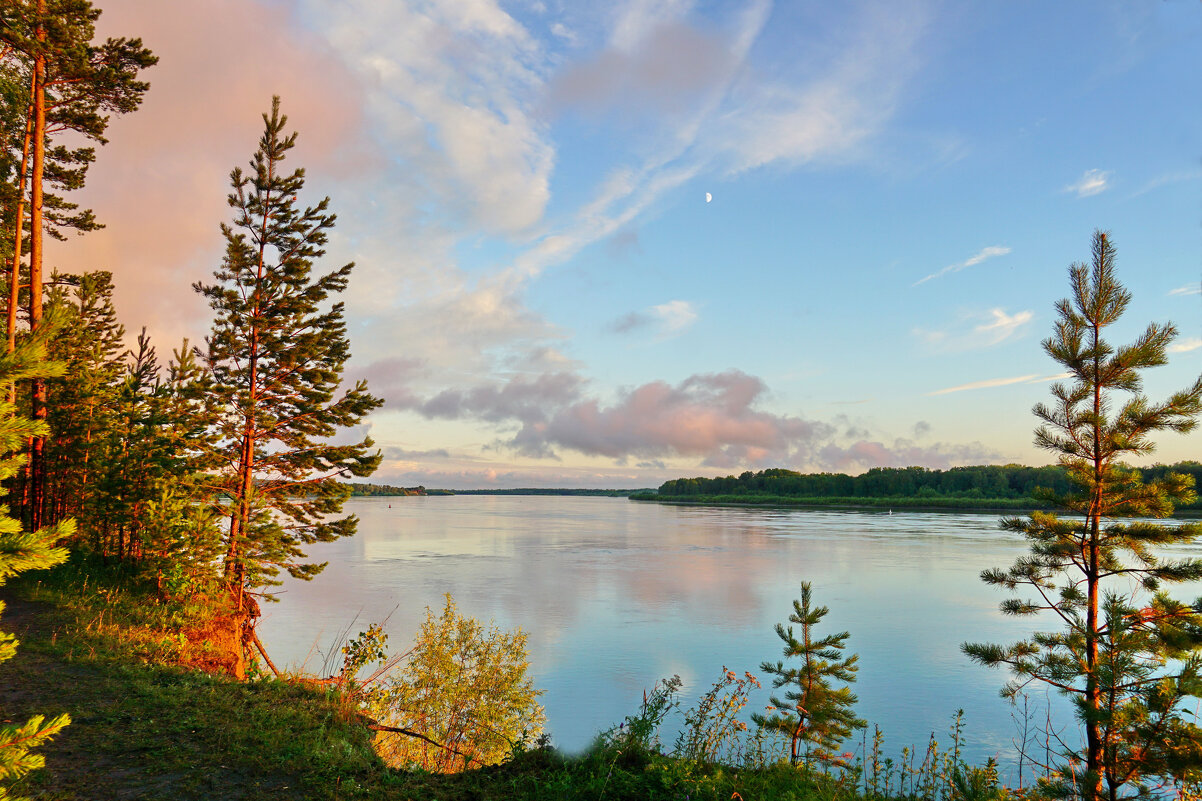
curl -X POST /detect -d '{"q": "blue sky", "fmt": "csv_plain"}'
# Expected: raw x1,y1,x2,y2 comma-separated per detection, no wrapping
63,0,1202,487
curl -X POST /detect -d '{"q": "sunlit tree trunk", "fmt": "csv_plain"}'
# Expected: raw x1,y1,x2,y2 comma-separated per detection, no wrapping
7,74,34,375
27,0,46,531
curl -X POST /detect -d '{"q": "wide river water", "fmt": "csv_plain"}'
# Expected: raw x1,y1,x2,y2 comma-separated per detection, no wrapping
260,496,1202,771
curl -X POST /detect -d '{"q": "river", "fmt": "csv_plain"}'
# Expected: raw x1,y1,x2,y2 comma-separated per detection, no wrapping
259,495,1197,772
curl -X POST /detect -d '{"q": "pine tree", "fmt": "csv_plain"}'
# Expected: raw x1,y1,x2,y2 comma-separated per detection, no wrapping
0,318,71,799
195,98,381,664
963,231,1202,801
752,581,865,768
43,270,123,529
0,0,154,529
127,339,223,594
0,55,28,274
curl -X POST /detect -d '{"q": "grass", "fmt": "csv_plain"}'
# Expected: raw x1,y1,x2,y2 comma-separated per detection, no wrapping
3,556,1014,800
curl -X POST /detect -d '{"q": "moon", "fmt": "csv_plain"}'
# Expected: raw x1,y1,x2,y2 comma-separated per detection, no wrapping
705,192,712,203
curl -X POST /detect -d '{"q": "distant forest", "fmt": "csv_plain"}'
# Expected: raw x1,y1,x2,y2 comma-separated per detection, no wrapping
347,483,451,496
645,463,1202,509
345,484,648,497
448,488,650,497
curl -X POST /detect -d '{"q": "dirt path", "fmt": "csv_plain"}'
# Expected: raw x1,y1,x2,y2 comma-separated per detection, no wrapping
0,589,306,801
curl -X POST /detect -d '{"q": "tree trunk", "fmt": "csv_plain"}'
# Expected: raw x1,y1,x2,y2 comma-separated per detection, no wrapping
224,156,272,619
27,0,47,532
1085,281,1104,801
7,74,34,372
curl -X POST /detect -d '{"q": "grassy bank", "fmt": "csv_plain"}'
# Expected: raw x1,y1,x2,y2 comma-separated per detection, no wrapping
3,558,1004,800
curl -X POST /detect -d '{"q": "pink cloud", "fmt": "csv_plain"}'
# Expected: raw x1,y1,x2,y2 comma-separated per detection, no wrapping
47,0,377,348
380,366,1004,475
818,439,1001,474
472,370,829,464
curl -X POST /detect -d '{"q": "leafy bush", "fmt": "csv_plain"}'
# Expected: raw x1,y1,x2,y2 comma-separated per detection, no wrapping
365,595,545,773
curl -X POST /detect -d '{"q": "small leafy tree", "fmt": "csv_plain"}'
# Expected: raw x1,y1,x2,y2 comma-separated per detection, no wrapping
752,581,865,768
963,231,1202,801
368,595,545,773
0,322,71,800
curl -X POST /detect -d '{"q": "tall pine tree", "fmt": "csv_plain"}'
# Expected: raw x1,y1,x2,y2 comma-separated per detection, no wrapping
963,231,1202,801
0,0,154,529
195,98,381,670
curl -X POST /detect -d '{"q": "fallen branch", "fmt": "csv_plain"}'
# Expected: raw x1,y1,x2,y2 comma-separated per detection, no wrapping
251,629,281,677
364,721,483,766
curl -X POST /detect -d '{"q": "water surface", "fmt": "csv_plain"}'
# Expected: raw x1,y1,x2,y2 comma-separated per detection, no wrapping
261,496,1194,770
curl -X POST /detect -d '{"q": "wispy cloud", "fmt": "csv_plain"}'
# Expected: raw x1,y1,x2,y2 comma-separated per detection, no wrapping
974,308,1033,345
927,372,1070,396
1169,283,1201,297
1065,168,1110,198
652,300,698,333
611,299,699,338
530,1,930,286
913,306,1033,351
73,1,949,484
1169,338,1202,354
1129,168,1202,199
913,245,1011,286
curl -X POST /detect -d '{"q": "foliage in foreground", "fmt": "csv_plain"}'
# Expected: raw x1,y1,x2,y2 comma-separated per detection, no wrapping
0,328,72,800
964,231,1202,801
342,595,545,773
8,559,1013,801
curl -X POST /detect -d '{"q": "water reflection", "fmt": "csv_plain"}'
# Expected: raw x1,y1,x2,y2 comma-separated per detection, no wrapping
261,497,1196,771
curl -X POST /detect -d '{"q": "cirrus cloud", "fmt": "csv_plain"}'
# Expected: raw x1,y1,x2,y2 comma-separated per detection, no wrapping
1064,168,1110,198
927,372,1071,396
1169,338,1202,355
913,245,1011,286
913,307,1034,352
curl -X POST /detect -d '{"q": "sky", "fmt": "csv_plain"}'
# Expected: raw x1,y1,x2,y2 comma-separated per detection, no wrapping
48,0,1202,489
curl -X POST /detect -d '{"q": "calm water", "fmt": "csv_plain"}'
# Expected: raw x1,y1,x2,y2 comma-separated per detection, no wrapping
259,496,1200,770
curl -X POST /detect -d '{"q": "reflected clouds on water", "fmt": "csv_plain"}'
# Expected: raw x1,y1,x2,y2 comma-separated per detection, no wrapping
263,497,1191,768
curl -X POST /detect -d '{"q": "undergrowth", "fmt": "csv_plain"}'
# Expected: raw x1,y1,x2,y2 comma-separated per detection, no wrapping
12,551,236,670
6,558,1022,800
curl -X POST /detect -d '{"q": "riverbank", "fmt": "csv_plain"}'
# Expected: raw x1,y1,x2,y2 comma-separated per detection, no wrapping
0,563,387,800
5,558,986,800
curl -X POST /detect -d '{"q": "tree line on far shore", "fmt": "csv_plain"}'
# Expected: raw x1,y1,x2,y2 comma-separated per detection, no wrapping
652,462,1202,507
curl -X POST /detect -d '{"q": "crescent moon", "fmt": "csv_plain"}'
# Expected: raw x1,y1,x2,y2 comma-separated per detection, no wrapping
705,192,712,203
